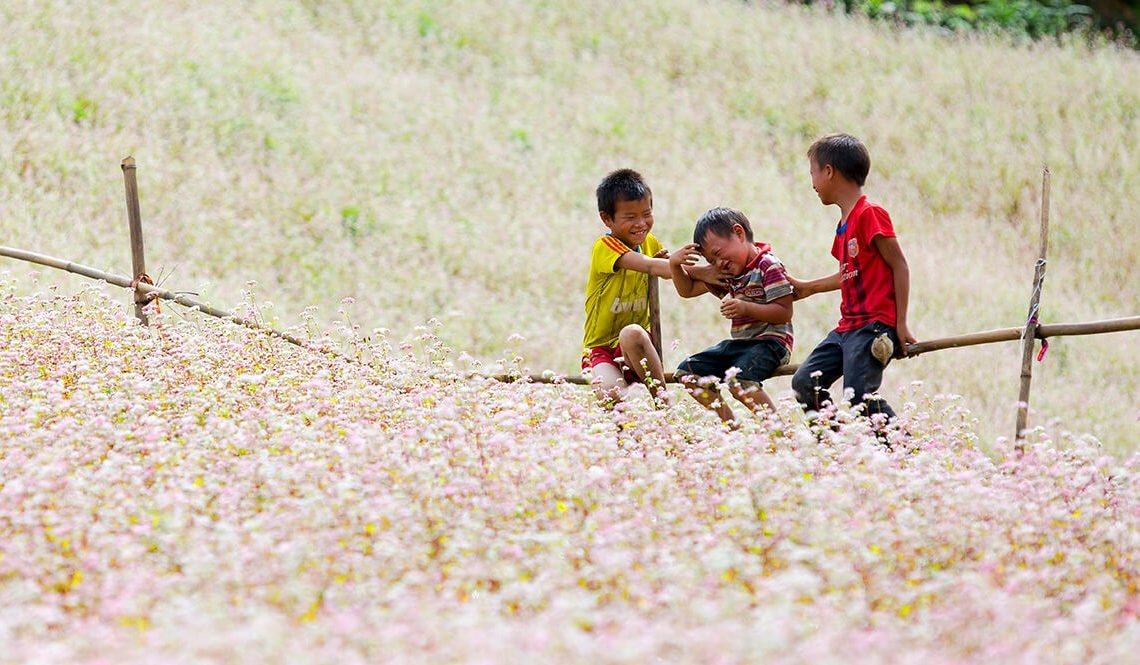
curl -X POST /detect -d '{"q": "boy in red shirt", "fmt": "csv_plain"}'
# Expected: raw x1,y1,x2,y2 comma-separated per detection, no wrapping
789,134,917,423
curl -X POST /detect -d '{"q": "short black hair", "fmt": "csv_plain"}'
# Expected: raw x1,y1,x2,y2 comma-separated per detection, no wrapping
596,169,652,218
807,133,871,187
693,207,753,244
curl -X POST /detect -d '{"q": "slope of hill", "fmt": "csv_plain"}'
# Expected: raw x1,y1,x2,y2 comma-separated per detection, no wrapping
1,0,1137,449
0,286,1137,661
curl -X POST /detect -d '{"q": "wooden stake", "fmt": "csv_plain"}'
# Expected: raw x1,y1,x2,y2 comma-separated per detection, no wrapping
1015,166,1050,443
121,156,149,325
648,275,663,365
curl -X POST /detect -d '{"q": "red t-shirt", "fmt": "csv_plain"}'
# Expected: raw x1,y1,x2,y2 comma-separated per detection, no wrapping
830,196,897,332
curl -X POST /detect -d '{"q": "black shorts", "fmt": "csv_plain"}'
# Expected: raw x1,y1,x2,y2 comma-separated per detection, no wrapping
676,338,791,385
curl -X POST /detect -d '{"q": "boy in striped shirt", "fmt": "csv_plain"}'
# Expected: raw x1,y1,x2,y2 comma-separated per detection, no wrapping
670,207,794,424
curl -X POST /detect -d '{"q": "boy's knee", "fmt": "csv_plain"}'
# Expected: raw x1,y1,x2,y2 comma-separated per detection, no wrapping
618,324,650,349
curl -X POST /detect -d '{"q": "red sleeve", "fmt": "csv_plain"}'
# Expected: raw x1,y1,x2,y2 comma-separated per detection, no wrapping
859,205,896,247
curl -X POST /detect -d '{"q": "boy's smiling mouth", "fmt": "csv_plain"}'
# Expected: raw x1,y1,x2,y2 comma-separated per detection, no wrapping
622,228,648,244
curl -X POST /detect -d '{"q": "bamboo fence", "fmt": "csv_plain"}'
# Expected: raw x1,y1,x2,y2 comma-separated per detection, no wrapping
1,161,1137,441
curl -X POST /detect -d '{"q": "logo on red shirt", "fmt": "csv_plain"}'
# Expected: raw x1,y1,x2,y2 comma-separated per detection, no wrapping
847,238,859,257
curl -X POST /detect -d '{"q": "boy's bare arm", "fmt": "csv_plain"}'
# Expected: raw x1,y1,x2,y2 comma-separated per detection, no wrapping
787,272,841,300
668,243,711,298
683,263,730,288
720,294,793,324
873,236,917,350
615,252,673,279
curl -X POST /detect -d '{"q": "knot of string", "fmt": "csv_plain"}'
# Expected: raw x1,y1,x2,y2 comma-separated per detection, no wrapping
1023,258,1048,361
130,273,161,312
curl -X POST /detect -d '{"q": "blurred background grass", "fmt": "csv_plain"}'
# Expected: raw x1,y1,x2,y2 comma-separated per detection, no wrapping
1,0,1137,451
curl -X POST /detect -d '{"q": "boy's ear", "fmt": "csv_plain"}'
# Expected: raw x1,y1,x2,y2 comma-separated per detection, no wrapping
599,211,614,227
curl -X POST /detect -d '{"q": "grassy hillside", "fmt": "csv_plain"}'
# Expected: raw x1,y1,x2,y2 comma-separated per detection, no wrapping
1,286,1137,661
1,0,1138,450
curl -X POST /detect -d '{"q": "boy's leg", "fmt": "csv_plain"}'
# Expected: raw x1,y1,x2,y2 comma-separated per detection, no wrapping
729,381,774,415
840,322,898,421
676,340,736,422
791,332,844,412
583,346,630,404
617,324,667,400
730,339,789,417
678,374,735,422
589,362,628,404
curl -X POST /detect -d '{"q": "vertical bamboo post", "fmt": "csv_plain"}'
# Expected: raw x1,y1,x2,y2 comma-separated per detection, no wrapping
121,156,149,325
1015,166,1050,444
648,275,663,365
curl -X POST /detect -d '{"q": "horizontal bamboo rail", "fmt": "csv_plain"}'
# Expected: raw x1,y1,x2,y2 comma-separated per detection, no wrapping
3,245,1138,386
0,245,311,349
497,316,1140,385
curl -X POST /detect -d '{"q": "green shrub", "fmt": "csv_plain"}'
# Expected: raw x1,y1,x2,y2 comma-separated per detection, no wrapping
808,0,1135,43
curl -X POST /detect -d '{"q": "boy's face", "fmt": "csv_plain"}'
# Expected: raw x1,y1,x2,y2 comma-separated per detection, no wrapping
697,224,754,277
601,196,654,247
809,158,836,205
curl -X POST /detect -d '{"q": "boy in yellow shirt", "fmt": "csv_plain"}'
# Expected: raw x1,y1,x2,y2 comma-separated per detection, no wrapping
583,169,719,405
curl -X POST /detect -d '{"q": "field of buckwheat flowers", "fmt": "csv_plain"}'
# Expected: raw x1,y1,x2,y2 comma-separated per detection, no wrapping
1,281,1138,662
1,0,1137,450
2,0,1140,661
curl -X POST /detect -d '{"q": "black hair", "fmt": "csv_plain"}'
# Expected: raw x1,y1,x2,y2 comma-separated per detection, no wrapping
693,207,753,244
596,168,652,218
807,133,871,187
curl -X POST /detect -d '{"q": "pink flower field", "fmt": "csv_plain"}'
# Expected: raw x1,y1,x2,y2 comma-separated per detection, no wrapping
1,282,1137,664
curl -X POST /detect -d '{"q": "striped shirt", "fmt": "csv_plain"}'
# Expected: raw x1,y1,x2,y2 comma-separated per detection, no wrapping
709,242,794,350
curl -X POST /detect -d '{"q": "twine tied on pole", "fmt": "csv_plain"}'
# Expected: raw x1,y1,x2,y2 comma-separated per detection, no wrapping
1023,257,1050,363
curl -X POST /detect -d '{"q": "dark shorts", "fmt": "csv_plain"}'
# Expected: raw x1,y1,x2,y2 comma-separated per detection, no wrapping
676,338,791,385
790,320,899,418
582,344,638,384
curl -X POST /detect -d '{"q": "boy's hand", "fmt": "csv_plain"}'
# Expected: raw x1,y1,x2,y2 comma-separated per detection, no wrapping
787,275,807,300
720,297,745,319
669,243,701,270
896,322,917,356
685,262,731,287
654,248,670,259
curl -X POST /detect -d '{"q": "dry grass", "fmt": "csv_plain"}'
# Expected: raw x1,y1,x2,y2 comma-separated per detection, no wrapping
1,0,1137,452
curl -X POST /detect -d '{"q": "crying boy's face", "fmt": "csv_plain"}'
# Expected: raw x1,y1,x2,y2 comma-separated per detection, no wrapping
696,225,752,277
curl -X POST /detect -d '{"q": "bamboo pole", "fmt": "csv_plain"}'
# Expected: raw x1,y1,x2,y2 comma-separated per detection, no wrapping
905,327,1022,356
1015,167,1050,443
1037,316,1140,338
648,275,663,365
493,315,1140,385
121,156,149,325
4,244,1139,388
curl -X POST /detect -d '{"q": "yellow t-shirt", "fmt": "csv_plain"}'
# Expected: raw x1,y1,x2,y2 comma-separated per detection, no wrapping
582,233,663,350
